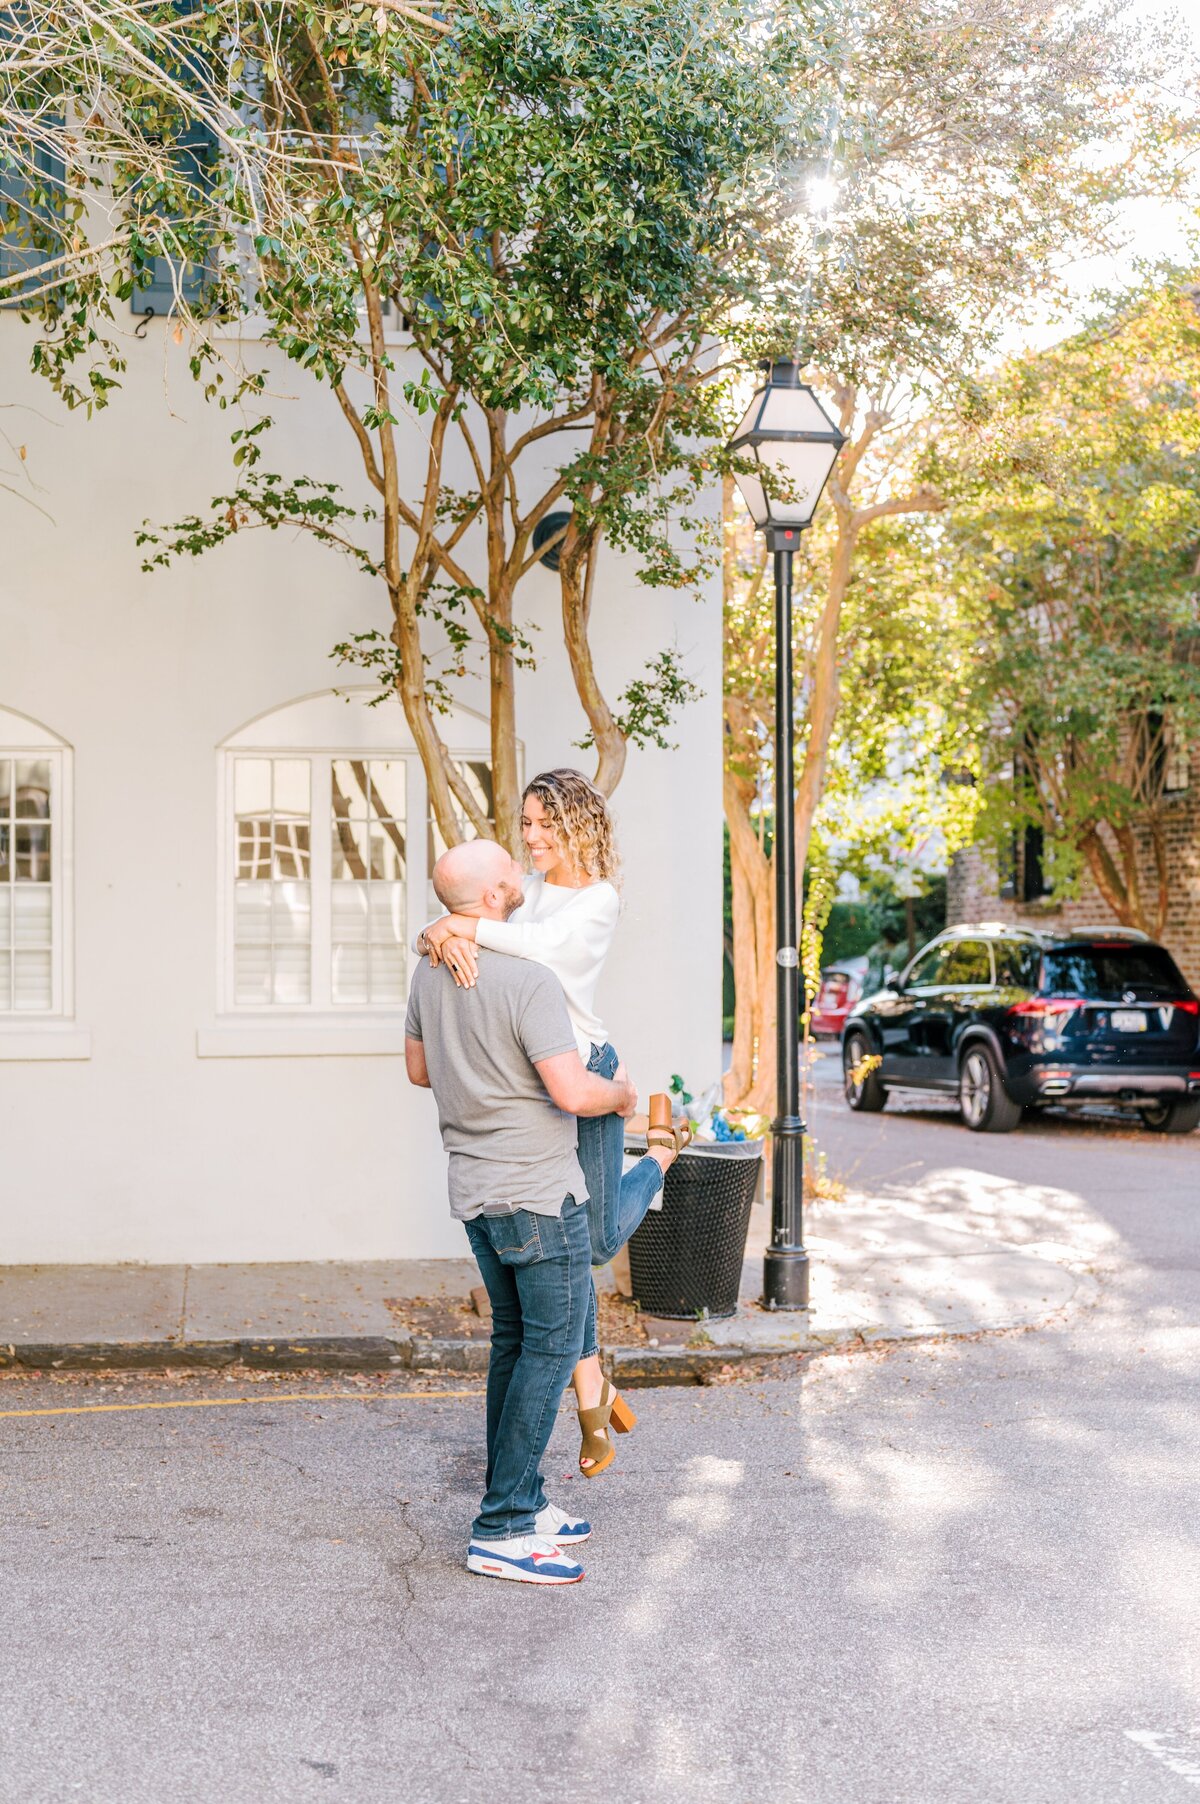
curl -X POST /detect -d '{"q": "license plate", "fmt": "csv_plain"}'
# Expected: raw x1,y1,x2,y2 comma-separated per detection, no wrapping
1112,1009,1147,1033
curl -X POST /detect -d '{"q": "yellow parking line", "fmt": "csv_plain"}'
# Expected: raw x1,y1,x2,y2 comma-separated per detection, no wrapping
0,1389,480,1421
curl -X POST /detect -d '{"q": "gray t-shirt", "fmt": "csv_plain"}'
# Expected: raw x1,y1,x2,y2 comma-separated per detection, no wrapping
405,948,588,1221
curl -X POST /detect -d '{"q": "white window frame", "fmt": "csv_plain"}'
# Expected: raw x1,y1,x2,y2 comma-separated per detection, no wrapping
0,708,89,1060
200,691,503,1058
221,750,418,1015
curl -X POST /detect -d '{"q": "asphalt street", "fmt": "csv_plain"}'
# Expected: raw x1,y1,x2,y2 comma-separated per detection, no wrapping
2,1092,1197,1804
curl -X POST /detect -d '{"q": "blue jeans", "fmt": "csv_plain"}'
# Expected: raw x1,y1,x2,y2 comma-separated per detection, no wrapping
578,1042,665,1361
463,1196,591,1540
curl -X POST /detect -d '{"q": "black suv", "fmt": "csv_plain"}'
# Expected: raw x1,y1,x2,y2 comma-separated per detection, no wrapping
841,925,1200,1134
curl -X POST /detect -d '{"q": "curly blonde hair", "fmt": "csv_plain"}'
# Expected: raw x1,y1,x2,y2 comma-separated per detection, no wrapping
523,768,620,887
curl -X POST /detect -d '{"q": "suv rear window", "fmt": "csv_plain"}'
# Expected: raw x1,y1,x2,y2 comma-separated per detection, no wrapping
1042,943,1188,999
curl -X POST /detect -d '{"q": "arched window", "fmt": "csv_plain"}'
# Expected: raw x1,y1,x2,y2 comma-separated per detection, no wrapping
0,706,72,1020
210,690,502,1035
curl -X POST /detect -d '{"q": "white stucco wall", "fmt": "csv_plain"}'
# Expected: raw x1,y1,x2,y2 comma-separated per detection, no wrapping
0,318,722,1263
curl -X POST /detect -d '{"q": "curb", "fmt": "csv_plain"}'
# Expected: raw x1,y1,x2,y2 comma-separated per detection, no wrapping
0,1265,1099,1380
0,1333,782,1381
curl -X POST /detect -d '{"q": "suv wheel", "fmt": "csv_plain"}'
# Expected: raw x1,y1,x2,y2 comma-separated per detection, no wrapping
843,1030,886,1112
959,1043,1022,1133
1140,1096,1200,1135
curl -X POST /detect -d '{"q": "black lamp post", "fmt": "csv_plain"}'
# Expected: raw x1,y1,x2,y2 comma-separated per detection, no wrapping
728,360,846,1310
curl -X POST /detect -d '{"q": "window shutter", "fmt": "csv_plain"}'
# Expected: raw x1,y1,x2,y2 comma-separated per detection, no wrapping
0,124,66,299
130,122,218,318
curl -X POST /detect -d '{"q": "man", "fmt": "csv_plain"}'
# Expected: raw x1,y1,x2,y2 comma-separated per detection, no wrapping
405,838,636,1585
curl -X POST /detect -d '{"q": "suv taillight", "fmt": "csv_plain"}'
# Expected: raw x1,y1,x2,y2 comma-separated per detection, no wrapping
1007,999,1081,1019
1010,996,1198,1019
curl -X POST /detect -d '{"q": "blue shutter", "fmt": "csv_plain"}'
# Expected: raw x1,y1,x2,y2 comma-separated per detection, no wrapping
130,121,217,318
0,127,66,299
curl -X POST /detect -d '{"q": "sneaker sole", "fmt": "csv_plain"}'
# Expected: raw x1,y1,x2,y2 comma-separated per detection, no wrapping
466,1555,584,1585
546,1528,591,1546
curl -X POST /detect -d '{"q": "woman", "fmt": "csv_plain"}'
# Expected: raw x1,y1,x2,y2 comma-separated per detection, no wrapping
418,767,690,1476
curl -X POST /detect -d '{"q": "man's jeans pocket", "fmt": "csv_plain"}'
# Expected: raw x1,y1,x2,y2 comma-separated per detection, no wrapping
484,1212,544,1268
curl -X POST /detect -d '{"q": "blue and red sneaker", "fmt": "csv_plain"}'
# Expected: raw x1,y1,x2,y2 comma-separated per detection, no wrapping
534,1502,592,1546
466,1534,584,1585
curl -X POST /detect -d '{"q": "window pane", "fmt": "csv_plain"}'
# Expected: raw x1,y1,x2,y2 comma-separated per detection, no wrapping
332,882,370,943
236,818,273,880
1042,944,1186,999
13,886,51,945
0,888,8,942
234,881,273,942
366,760,406,822
14,949,51,1009
235,759,272,816
330,816,370,880
369,883,404,944
993,942,1041,988
905,946,942,987
332,943,369,1006
0,823,9,883
272,759,310,817
15,762,51,818
369,824,404,881
427,758,494,874
0,954,9,1011
937,942,991,985
0,762,10,819
15,823,51,881
233,759,313,1008
272,944,310,1006
272,882,311,944
272,819,310,880
234,943,272,1005
332,761,368,821
370,943,406,1003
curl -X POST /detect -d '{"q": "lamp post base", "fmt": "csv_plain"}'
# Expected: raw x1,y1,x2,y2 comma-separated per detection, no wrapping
762,1247,810,1311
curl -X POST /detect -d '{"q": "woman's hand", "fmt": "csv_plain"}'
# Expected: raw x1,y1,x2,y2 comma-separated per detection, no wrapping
439,936,479,988
423,914,477,959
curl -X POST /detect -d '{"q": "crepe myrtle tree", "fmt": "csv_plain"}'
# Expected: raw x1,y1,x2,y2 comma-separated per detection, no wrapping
720,0,1197,1108
0,0,838,848
952,279,1200,939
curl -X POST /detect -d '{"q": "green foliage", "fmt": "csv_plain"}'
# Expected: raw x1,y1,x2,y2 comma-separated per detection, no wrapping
949,280,1200,918
2,0,844,816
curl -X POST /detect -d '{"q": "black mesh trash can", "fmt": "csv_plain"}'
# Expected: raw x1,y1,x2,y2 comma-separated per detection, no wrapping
625,1138,763,1319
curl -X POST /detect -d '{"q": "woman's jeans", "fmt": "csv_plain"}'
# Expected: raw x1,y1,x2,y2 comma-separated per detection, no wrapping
463,1196,591,1541
578,1041,665,1361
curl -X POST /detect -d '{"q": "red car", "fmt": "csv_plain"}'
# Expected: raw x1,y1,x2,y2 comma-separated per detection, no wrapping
811,956,877,1038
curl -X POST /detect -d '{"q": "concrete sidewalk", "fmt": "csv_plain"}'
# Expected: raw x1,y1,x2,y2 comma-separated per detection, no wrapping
0,1188,1100,1379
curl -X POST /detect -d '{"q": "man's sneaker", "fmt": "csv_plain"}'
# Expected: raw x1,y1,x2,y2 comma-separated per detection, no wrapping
534,1502,592,1546
466,1534,584,1585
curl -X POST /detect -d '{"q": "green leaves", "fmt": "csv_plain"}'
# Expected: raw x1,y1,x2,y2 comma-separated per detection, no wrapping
947,281,1200,906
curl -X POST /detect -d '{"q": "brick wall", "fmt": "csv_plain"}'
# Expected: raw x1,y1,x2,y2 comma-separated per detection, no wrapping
947,746,1200,990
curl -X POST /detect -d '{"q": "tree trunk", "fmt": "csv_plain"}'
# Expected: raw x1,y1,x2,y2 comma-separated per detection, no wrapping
487,604,522,854
793,515,854,879
1079,824,1149,934
723,766,777,1113
562,536,628,795
391,579,485,849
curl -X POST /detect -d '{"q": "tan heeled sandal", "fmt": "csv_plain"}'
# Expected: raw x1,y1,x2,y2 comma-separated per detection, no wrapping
578,1377,638,1478
646,1092,695,1155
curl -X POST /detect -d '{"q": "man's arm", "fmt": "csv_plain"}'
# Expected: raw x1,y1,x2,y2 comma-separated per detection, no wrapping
406,1035,431,1089
535,1051,636,1120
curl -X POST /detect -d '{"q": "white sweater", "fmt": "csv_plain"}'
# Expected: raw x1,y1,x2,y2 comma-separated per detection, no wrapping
423,875,620,1059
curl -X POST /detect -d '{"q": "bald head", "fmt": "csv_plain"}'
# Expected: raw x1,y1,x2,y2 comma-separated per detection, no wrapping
432,839,525,920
